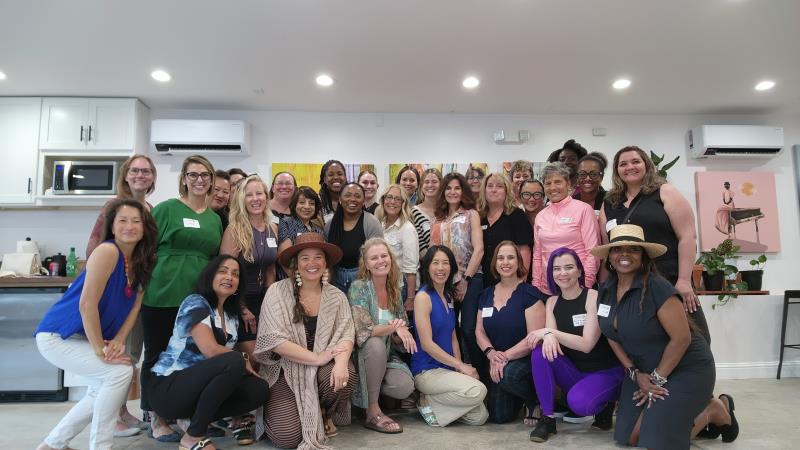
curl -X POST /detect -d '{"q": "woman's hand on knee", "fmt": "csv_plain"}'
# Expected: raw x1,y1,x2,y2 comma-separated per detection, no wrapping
330,361,349,391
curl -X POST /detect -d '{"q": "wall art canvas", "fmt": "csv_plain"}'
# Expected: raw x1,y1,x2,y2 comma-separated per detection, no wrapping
388,163,487,182
695,171,780,253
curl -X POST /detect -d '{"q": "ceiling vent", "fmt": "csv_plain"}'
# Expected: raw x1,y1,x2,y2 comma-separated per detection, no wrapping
688,125,783,159
151,120,251,155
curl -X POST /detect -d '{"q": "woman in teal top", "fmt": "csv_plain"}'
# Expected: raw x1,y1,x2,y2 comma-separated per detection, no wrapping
348,238,416,434
141,155,223,441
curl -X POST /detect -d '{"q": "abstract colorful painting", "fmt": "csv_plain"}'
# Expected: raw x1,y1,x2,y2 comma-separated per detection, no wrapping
695,171,780,253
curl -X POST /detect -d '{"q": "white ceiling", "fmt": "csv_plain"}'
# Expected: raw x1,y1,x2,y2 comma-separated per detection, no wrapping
1,0,799,114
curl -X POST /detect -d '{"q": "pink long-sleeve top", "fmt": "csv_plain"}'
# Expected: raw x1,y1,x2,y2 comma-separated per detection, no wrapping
532,195,600,294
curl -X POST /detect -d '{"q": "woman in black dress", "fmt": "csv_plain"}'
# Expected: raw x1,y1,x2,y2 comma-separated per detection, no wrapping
592,225,738,450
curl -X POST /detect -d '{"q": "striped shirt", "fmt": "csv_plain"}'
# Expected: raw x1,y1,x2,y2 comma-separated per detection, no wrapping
411,206,432,258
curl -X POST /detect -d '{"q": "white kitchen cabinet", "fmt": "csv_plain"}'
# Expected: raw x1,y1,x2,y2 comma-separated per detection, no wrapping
39,97,148,152
0,97,41,204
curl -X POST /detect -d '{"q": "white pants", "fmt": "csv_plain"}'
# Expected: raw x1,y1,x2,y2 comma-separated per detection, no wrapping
36,332,133,450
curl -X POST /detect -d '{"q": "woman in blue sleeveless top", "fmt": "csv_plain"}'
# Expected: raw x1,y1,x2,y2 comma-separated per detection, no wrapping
412,245,488,427
34,199,158,450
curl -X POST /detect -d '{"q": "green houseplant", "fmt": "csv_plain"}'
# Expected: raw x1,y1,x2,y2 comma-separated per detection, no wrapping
650,151,680,178
739,254,767,291
696,239,739,291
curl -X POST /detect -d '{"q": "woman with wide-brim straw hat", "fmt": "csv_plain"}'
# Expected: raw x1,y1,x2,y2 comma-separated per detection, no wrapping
253,232,358,449
592,225,738,450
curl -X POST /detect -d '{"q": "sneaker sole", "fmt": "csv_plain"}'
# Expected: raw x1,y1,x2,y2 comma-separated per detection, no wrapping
563,415,594,424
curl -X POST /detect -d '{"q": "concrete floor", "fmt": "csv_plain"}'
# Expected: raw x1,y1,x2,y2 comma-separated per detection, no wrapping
5,379,798,450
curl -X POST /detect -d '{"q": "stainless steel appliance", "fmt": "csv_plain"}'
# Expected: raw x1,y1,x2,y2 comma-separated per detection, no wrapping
0,287,68,402
52,160,117,195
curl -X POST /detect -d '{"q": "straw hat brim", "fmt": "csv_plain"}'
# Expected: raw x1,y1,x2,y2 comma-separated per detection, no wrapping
591,239,667,259
277,240,343,268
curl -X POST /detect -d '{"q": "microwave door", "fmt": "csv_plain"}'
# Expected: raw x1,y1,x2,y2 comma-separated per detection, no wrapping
68,164,117,194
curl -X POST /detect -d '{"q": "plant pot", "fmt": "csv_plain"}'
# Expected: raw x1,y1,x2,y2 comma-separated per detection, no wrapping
702,271,725,291
739,269,763,291
692,264,704,290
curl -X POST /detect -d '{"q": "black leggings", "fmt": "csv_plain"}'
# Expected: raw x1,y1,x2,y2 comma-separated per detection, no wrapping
150,352,269,437
140,305,179,411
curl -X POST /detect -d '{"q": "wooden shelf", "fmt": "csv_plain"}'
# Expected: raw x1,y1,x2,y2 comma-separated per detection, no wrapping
697,290,770,295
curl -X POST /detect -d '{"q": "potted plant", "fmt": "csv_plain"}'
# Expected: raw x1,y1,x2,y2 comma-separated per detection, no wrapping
739,254,766,291
696,239,739,291
651,151,680,179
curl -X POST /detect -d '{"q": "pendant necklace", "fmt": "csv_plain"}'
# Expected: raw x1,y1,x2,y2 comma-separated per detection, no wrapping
122,253,134,297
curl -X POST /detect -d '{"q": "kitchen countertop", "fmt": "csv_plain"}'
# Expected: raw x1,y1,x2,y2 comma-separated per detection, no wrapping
0,276,75,288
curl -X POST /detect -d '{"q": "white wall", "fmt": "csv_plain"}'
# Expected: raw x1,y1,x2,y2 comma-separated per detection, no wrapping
2,109,799,294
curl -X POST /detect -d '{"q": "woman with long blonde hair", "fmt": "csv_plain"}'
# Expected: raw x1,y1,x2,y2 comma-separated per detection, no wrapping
220,175,279,359
375,184,419,311
348,238,416,433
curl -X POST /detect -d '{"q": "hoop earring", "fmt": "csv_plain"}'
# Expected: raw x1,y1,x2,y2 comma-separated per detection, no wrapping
295,271,303,287
322,269,330,285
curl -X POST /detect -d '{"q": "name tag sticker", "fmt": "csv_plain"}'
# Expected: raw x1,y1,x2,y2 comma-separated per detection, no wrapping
453,215,467,224
572,313,586,327
422,222,431,232
271,216,280,225
267,238,278,248
605,219,617,233
448,302,454,309
481,224,488,230
598,304,611,317
559,217,573,224
183,218,200,228
481,307,494,318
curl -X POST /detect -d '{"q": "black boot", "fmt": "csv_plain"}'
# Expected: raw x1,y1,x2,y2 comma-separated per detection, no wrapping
590,402,615,431
530,415,557,442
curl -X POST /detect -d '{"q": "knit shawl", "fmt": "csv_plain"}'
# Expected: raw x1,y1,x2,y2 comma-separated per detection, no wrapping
254,278,355,450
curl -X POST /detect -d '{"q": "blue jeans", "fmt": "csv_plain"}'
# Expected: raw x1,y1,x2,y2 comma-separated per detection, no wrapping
332,266,358,294
458,273,485,378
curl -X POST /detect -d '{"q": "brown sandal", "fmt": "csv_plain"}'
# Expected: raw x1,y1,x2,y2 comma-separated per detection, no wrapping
364,414,403,434
323,416,338,437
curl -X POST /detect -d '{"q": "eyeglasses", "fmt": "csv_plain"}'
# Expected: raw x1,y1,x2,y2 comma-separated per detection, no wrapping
185,172,212,181
520,191,544,200
129,168,153,176
577,171,603,179
383,194,403,203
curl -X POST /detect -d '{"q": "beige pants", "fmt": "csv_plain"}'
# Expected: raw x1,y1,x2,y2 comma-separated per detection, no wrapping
414,368,488,427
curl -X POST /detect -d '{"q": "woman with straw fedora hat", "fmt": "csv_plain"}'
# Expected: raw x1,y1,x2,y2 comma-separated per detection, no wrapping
253,232,358,449
592,224,738,450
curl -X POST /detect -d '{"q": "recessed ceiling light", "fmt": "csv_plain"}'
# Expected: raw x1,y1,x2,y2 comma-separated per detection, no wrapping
151,70,171,82
612,78,631,90
0,71,6,80
755,80,775,91
316,74,334,87
462,76,480,89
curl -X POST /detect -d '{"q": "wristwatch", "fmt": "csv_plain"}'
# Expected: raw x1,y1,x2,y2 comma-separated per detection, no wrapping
463,274,473,283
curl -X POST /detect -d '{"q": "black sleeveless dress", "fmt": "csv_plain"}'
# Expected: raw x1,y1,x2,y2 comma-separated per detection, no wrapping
553,289,617,373
237,225,278,341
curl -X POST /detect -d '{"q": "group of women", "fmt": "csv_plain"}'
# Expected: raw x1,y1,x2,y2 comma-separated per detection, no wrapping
34,141,738,450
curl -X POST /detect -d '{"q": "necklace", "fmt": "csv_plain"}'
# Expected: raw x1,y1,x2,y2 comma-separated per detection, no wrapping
122,253,134,298
254,226,268,287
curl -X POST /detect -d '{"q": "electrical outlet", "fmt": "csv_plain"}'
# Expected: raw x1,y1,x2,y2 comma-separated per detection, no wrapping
592,128,607,136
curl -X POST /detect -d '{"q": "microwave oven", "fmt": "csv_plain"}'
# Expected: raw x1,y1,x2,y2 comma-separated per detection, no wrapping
52,161,117,195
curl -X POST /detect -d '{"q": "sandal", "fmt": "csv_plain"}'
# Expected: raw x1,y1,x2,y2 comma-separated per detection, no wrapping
364,414,403,434
232,423,255,445
416,396,440,427
718,394,739,443
179,437,214,450
523,405,542,427
323,417,338,437
148,427,181,443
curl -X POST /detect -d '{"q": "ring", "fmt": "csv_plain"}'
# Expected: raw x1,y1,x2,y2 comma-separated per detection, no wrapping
342,382,347,387
648,392,653,400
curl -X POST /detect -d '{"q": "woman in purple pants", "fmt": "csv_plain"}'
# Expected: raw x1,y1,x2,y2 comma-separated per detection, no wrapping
525,247,623,442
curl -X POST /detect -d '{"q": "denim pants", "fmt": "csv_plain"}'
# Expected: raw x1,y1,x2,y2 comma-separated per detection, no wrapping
487,357,537,424
36,332,133,450
332,266,359,294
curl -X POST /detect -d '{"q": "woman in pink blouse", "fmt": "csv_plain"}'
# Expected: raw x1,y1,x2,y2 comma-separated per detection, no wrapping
532,163,600,295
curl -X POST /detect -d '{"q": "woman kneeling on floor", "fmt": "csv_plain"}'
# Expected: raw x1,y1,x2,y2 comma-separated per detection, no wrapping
149,255,270,450
254,232,358,449
35,199,157,450
525,247,624,443
412,245,489,427
475,241,546,425
348,238,417,434
592,225,738,450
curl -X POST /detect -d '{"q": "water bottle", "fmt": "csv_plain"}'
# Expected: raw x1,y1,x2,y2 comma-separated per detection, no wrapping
66,247,77,277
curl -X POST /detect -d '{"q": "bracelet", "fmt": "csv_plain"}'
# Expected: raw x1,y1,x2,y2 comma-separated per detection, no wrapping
650,369,667,386
627,366,639,382
241,351,250,362
483,346,495,356
464,275,473,283
543,331,553,338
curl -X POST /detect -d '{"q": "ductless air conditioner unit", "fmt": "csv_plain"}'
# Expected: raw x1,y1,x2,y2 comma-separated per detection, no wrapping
688,125,783,159
151,119,251,155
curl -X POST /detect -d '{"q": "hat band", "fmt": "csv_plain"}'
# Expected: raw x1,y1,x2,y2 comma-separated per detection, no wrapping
609,235,644,244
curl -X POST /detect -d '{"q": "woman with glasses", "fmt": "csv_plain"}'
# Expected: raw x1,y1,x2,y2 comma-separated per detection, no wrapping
85,154,157,436
465,165,486,199
141,155,223,441
269,171,297,220
508,160,534,206
375,184,419,312
358,169,380,214
572,152,608,212
520,180,546,231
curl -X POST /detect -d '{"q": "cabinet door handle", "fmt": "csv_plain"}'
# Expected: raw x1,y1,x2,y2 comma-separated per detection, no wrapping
88,125,92,141
80,125,85,142
27,177,32,194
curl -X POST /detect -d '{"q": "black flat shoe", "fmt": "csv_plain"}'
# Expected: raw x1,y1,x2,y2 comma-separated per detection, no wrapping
530,416,557,442
718,394,739,443
696,423,721,439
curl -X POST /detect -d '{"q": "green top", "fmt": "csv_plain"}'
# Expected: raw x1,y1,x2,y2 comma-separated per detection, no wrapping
143,198,222,308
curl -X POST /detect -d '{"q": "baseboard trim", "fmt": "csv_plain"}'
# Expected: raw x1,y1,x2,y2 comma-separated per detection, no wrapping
716,360,800,379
